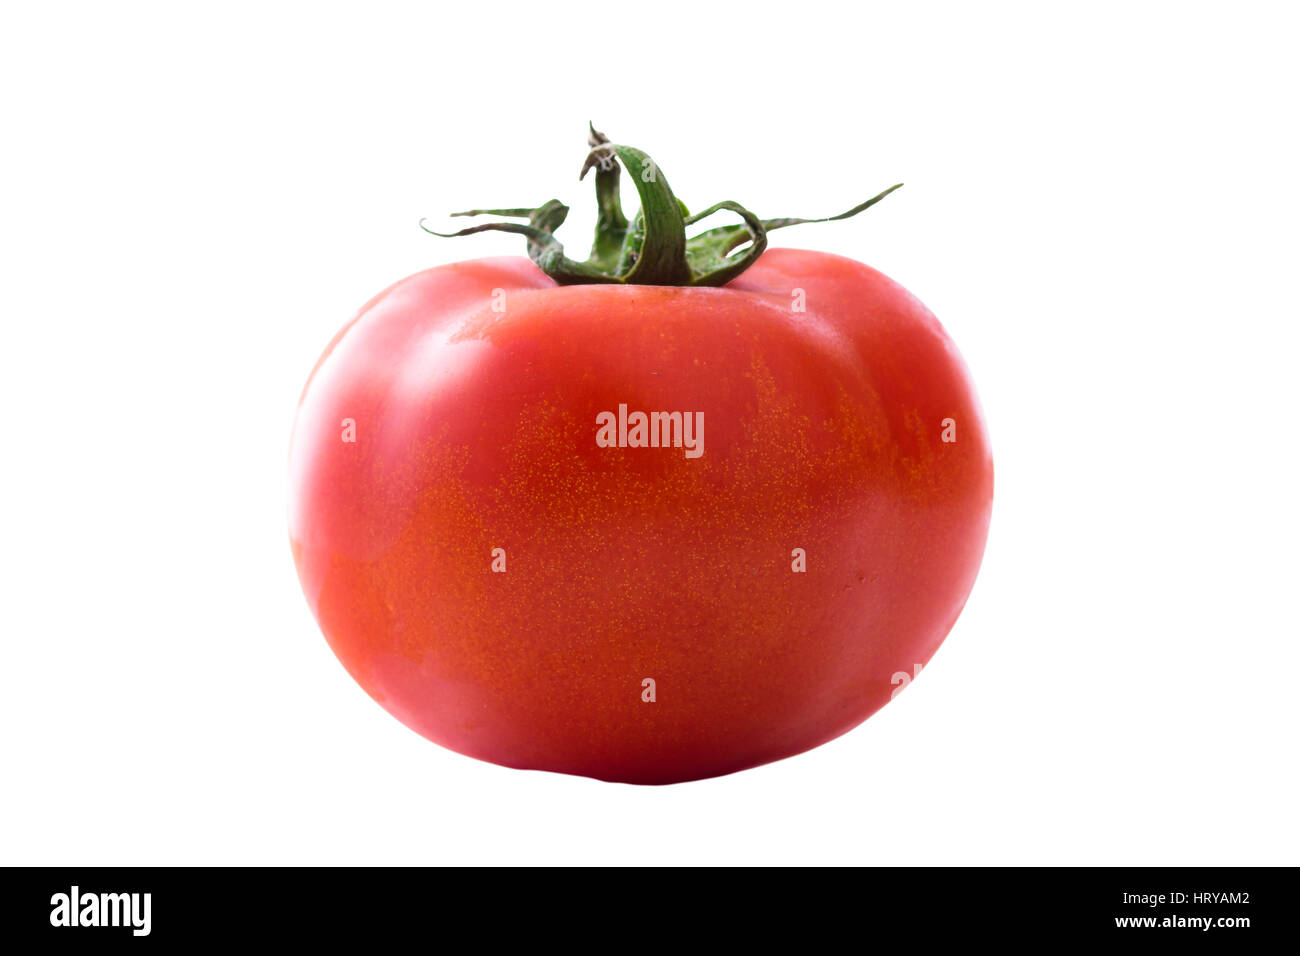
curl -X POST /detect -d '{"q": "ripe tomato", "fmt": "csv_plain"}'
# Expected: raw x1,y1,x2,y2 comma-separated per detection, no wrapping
289,131,992,784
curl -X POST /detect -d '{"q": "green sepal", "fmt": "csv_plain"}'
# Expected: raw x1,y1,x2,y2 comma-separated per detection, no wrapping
422,127,901,288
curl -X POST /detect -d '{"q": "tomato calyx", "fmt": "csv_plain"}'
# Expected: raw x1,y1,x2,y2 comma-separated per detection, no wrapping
419,124,903,288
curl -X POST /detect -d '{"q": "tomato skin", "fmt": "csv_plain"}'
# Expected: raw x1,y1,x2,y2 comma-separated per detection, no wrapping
289,249,992,784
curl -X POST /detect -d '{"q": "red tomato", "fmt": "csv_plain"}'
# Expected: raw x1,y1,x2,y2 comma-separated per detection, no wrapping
289,248,991,784
289,131,992,783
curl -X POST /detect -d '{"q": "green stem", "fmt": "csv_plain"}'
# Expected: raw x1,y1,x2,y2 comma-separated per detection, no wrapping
420,125,902,288
580,123,628,271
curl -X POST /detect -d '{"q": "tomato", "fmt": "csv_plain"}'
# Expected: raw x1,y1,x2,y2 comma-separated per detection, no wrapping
289,130,992,784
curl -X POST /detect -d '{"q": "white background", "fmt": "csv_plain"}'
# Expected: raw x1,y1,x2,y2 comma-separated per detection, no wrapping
2,1,1297,866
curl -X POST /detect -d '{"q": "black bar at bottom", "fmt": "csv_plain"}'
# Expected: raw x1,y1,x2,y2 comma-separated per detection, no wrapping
4,866,1292,944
